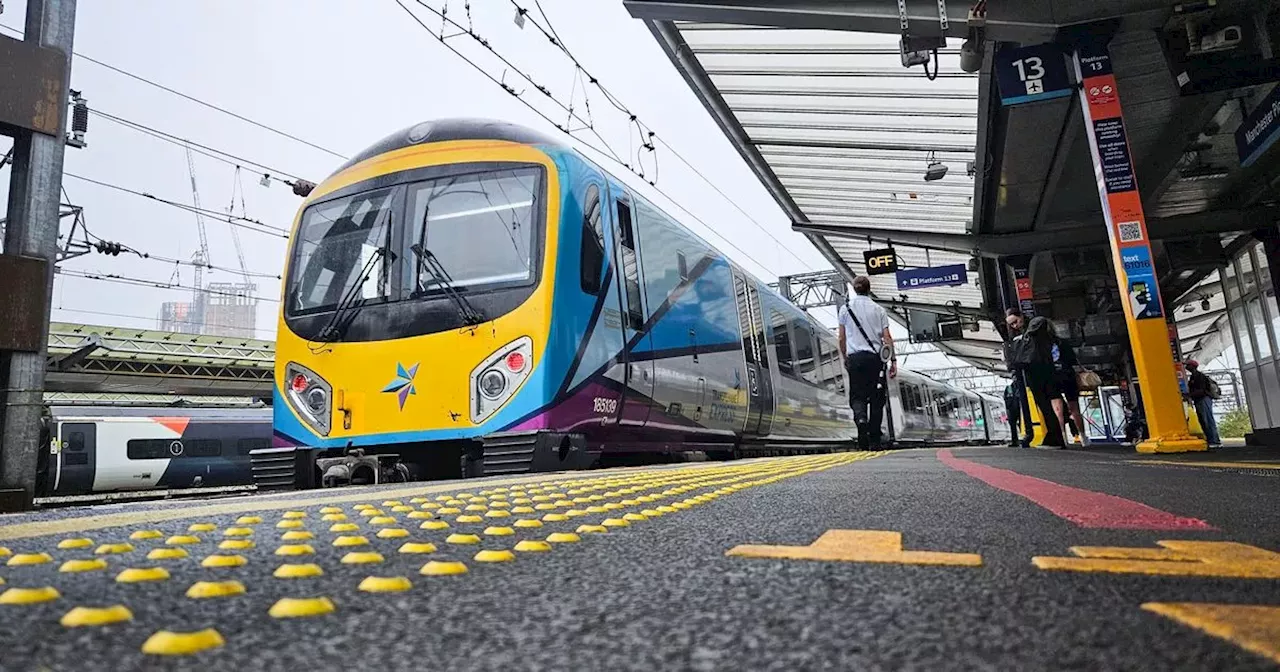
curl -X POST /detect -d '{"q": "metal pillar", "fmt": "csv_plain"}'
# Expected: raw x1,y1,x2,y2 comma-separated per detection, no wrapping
1071,39,1204,454
1,0,78,506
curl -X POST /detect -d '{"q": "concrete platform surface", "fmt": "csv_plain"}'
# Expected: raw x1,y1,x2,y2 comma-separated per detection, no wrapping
0,447,1278,671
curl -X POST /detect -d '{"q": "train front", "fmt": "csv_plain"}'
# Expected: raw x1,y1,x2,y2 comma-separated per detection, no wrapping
273,120,560,481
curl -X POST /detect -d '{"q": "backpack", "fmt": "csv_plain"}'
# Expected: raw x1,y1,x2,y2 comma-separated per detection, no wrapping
1008,334,1037,367
1207,378,1222,400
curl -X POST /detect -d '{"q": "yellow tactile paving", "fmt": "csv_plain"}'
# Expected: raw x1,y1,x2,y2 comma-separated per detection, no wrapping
727,530,983,567
1033,541,1280,578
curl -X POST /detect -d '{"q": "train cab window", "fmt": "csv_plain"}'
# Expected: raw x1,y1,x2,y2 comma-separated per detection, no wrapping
237,438,270,455
772,311,794,376
580,185,605,295
615,200,644,330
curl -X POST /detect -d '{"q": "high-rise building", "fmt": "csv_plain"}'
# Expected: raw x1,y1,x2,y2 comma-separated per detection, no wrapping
204,282,258,338
158,301,200,335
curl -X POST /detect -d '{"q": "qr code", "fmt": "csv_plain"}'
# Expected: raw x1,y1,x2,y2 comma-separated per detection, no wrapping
1117,221,1143,243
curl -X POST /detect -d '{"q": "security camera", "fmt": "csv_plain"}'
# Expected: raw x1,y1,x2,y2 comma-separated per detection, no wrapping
924,161,948,181
1191,25,1242,55
959,38,983,73
1201,296,1211,311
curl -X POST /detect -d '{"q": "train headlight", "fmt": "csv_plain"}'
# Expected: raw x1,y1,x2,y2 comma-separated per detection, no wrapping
479,370,507,399
470,337,533,424
284,362,332,436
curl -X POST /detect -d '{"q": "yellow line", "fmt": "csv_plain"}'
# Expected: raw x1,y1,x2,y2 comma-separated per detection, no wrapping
0,453,878,542
727,529,982,567
1134,460,1280,470
1143,603,1280,664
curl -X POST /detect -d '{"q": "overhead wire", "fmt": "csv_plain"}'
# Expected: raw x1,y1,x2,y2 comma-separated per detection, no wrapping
61,172,291,239
0,22,348,161
392,0,785,278
58,268,280,303
504,0,819,272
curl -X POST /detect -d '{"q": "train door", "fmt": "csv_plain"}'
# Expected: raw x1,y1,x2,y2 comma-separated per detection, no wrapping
731,271,775,436
54,422,96,494
610,192,653,427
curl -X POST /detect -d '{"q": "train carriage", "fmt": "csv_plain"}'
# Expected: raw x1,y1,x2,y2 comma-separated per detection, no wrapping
271,119,1008,485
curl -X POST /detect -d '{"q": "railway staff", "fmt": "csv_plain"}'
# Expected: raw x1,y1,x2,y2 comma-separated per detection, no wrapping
1003,309,1035,448
838,276,896,450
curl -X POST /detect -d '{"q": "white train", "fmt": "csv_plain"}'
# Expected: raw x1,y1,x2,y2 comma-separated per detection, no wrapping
886,369,1011,445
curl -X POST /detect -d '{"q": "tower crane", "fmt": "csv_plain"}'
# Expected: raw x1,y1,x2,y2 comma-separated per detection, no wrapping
184,145,211,330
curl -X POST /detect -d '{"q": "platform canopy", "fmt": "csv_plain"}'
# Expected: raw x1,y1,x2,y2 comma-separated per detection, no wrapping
627,0,1280,372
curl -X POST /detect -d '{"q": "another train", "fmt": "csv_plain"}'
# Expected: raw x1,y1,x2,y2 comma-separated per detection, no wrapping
270,119,1008,486
39,406,269,496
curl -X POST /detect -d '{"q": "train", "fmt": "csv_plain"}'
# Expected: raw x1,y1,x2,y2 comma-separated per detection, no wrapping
38,405,269,497
263,118,1011,489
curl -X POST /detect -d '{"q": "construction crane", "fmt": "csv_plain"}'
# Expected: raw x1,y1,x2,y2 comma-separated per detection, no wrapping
184,145,211,330
225,167,256,292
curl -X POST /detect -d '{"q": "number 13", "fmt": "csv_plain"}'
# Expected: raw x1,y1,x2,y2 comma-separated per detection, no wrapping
1012,56,1045,81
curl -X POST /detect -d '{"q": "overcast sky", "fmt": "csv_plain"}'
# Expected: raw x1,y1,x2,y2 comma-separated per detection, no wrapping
2,0,973,370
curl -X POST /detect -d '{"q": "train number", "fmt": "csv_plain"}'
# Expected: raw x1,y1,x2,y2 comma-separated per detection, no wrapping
592,397,618,414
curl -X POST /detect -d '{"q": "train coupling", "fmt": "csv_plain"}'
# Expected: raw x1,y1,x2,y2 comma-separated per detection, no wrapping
316,448,411,487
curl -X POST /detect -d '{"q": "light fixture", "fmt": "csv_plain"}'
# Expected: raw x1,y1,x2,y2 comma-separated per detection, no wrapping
924,152,948,182
1179,165,1229,181
1201,296,1212,311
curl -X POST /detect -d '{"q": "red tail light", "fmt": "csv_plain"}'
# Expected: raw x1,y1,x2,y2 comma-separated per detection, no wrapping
290,373,309,392
505,352,526,372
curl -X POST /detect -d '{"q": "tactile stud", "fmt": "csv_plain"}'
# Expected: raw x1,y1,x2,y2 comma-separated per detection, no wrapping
220,539,255,552
223,527,254,538
57,538,94,550
236,516,263,525
601,518,631,528
455,515,484,524
340,552,384,565
358,576,412,593
514,519,543,528
514,540,552,553
322,513,348,522
147,548,189,560
276,520,304,530
446,534,481,545
319,507,342,514
282,511,307,519
61,604,132,626
474,550,516,563
188,523,216,533
274,544,315,557
329,523,360,533
59,558,108,573
420,560,469,576
281,531,314,541
576,525,607,534
484,510,511,518
391,506,414,514
116,567,170,583
95,542,136,555
129,530,162,541
165,535,200,546
273,563,323,579
368,516,397,526
7,553,52,566
622,513,648,522
141,629,225,655
398,542,437,554
546,533,581,543
269,597,335,618
420,520,450,531
201,554,247,568
186,580,246,599
376,528,410,539
0,586,59,604
483,526,515,536
332,536,368,547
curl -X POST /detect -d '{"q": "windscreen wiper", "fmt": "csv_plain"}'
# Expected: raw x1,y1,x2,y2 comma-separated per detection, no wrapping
410,242,485,326
315,246,393,343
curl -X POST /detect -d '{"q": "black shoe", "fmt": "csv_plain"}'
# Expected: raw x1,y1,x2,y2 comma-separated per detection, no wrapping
1007,440,1020,447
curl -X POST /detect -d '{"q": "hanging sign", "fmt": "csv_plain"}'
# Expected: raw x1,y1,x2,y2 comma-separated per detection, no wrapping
1075,43,1163,320
896,264,968,291
995,43,1072,106
1235,83,1280,168
863,248,898,275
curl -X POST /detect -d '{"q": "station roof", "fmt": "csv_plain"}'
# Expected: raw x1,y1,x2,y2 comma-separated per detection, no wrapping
627,0,1279,370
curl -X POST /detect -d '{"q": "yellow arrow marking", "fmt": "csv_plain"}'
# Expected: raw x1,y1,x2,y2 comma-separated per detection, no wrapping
1033,541,1280,578
727,530,982,567
1136,460,1280,470
1143,603,1280,664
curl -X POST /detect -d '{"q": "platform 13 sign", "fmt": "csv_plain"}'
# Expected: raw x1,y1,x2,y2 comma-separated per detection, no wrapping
996,43,1072,106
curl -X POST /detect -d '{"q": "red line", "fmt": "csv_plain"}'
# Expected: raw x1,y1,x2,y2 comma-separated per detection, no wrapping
937,449,1215,531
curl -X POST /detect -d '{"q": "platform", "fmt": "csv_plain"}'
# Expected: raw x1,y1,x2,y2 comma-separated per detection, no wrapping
0,448,1278,669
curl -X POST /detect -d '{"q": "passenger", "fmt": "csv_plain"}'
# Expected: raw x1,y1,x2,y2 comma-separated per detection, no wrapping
1002,383,1021,446
838,276,896,450
1050,333,1090,446
1186,360,1221,447
1002,308,1034,447
1020,316,1066,448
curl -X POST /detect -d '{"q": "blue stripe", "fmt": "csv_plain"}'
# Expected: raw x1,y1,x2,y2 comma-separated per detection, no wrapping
1001,89,1072,106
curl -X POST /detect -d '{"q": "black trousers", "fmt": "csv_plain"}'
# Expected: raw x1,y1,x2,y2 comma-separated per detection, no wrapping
1012,369,1034,445
846,352,885,450
1026,366,1065,447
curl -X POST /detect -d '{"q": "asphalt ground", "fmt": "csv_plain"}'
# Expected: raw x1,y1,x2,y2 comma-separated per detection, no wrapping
0,447,1277,671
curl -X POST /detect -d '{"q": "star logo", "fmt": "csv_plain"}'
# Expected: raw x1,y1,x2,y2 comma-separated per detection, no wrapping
381,362,419,410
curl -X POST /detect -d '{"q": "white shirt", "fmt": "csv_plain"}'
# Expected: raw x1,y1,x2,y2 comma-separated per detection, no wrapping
839,295,889,355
